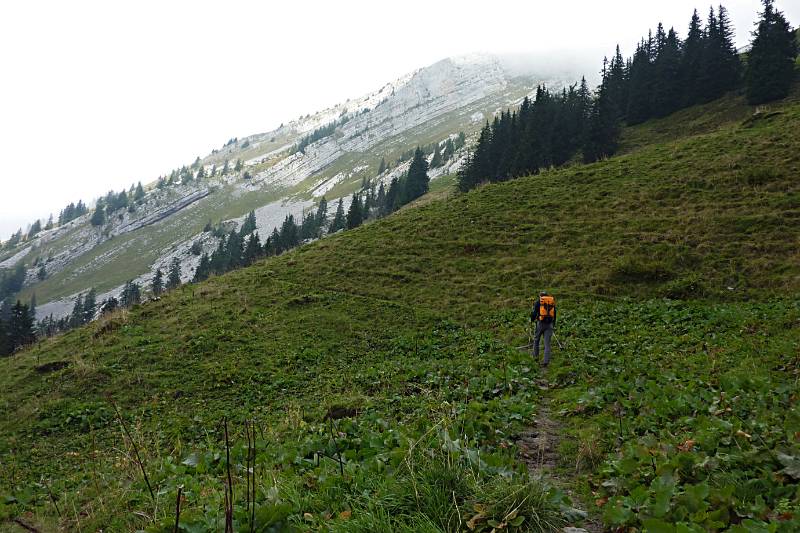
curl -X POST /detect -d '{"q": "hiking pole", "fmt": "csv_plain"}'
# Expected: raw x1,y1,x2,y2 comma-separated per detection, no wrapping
553,332,565,350
514,325,535,351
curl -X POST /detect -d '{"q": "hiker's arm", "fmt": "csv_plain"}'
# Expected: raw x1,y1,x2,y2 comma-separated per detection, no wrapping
553,306,557,328
530,299,539,322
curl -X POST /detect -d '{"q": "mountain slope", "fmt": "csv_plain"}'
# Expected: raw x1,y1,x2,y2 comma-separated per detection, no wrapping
4,55,554,320
1,88,800,531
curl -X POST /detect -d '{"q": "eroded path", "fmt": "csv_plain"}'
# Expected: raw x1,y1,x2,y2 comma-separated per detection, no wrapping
518,374,603,533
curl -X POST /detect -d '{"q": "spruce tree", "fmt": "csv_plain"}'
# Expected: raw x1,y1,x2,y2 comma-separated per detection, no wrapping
243,233,262,265
167,258,181,290
329,199,345,233
90,202,106,226
430,144,443,168
653,27,684,117
315,196,328,231
626,41,654,124
240,210,257,236
27,220,42,239
681,9,707,106
278,216,299,250
746,0,798,104
584,80,621,162
83,288,96,323
121,281,141,307
193,254,211,282
0,316,10,356
70,294,84,328
152,268,163,296
267,228,281,254
376,183,386,217
716,5,743,93
346,194,363,229
442,138,455,161
9,300,34,350
134,182,146,202
404,147,430,202
377,157,387,175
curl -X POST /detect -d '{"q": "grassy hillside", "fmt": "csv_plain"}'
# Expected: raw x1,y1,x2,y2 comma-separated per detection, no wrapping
1,88,800,532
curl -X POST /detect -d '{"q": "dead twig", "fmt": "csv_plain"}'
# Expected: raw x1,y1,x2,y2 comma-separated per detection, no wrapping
109,398,155,503
173,485,183,533
224,417,234,533
13,518,41,533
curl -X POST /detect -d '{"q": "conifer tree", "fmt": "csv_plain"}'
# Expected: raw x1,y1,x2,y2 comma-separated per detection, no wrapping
0,316,10,356
134,182,146,202
430,144,443,168
626,41,654,124
121,281,141,307
681,9,707,106
83,288,96,323
653,27,684,117
584,80,621,162
746,0,798,104
193,254,211,282
90,202,106,226
404,147,430,203
606,46,629,114
376,183,386,217
243,233,262,265
266,228,281,255
377,157,387,175
315,196,328,231
167,258,181,290
70,293,84,328
329,199,345,234
45,214,54,230
346,194,363,229
442,138,455,161
152,268,163,296
27,220,42,239
278,215,299,250
235,159,243,172
37,263,46,281
240,210,257,236
716,5,743,92
9,300,34,350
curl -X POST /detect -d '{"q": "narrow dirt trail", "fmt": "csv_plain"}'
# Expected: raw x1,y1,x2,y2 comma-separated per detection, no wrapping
517,373,603,533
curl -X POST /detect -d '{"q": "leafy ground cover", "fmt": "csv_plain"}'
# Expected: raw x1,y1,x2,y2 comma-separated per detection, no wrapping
548,299,800,532
1,88,800,531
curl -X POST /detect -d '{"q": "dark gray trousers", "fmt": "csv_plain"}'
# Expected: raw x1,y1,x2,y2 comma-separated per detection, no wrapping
533,321,554,365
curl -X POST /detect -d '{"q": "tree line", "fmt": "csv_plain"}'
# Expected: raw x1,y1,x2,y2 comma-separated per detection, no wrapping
458,0,797,192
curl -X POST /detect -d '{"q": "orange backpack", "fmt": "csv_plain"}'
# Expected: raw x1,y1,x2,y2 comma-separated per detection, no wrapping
538,295,556,322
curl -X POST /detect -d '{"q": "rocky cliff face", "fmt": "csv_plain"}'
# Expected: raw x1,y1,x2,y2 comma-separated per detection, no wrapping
250,55,508,191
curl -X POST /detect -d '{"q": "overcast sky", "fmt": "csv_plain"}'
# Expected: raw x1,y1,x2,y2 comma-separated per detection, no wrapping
1,0,797,239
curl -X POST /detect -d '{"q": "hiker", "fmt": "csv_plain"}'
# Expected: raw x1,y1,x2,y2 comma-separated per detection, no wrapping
530,291,556,367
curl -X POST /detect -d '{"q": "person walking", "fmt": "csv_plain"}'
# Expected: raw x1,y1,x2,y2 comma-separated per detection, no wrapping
530,291,557,367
